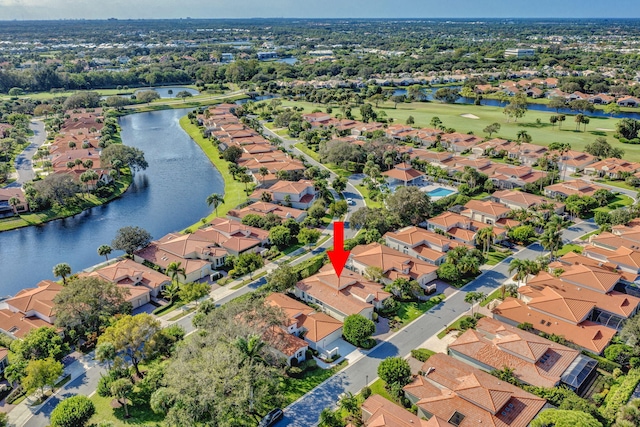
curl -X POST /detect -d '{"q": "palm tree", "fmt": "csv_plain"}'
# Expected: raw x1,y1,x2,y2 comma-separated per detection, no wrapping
53,262,72,285
240,172,253,193
8,197,19,214
258,166,269,186
234,335,266,366
318,408,342,427
464,291,485,316
458,255,481,276
541,227,563,259
162,283,180,304
476,227,494,254
206,193,224,217
166,261,186,285
97,244,112,261
338,392,361,424
508,258,535,284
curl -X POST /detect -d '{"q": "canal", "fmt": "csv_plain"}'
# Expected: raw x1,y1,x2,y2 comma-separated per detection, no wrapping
0,108,224,296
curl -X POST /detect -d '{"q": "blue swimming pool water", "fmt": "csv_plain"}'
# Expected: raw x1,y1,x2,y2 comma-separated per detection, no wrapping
427,188,455,198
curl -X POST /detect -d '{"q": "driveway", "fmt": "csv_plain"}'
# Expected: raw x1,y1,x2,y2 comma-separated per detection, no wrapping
7,120,45,188
277,232,594,427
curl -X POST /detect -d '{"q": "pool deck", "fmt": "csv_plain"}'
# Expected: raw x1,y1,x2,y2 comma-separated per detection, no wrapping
422,183,458,200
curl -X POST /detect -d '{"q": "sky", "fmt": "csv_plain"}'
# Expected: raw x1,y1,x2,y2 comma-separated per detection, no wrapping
0,0,640,20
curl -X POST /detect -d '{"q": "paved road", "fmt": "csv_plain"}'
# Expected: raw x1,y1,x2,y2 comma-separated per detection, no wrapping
261,125,366,233
8,120,45,188
278,220,599,427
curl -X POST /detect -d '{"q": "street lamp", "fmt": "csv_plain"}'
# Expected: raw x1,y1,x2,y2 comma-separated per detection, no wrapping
366,375,369,386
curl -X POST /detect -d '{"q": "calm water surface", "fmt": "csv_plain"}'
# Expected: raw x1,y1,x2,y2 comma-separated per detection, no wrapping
0,108,223,296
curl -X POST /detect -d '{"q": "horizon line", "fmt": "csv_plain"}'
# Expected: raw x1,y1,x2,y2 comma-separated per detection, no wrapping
0,17,639,21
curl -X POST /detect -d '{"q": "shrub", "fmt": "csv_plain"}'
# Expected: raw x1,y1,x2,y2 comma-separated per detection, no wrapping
286,366,303,378
343,314,375,347
300,359,317,372
599,368,640,421
604,344,634,367
361,386,372,399
411,348,435,362
50,395,95,427
585,352,621,373
378,357,412,387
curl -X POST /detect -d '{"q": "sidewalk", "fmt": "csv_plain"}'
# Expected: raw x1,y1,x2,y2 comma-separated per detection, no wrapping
7,352,99,427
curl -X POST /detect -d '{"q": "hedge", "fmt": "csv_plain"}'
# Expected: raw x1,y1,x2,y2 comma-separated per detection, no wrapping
411,348,435,362
599,368,640,421
583,351,621,373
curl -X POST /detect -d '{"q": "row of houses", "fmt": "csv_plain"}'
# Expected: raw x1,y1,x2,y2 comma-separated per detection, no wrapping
354,316,600,427
0,258,172,339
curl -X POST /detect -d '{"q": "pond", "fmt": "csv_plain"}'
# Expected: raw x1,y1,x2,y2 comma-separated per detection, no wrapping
0,108,223,296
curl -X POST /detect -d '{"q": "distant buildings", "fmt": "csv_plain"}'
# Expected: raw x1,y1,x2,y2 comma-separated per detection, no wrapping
505,48,535,58
257,52,278,60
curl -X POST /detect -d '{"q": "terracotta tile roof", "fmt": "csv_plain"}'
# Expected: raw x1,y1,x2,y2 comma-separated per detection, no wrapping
262,325,308,357
6,280,62,318
296,266,391,318
491,190,561,210
462,200,511,218
361,395,438,427
384,226,450,248
524,272,639,320
404,353,546,427
268,179,315,195
449,318,580,388
228,201,306,221
545,179,604,197
90,259,171,291
265,293,343,342
0,309,53,338
382,165,424,182
558,263,620,293
350,243,438,283
428,212,472,230
0,347,7,361
585,243,640,270
493,298,616,354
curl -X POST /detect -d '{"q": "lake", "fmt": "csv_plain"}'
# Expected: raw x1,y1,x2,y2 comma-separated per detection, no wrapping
0,108,224,296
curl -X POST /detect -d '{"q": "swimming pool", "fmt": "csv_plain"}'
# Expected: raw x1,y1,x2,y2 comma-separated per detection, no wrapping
427,188,456,198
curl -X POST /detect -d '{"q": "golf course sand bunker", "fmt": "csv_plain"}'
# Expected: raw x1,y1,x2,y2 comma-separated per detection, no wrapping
595,128,615,131
461,113,480,119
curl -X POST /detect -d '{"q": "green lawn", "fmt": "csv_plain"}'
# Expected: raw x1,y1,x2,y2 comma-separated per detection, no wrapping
89,393,164,427
294,142,320,161
281,99,635,160
280,361,348,406
369,378,396,403
556,244,583,257
580,229,601,241
485,249,511,266
179,117,248,231
395,294,446,326
0,172,132,232
480,287,505,307
355,184,382,208
230,271,268,290
593,194,634,213
437,315,475,339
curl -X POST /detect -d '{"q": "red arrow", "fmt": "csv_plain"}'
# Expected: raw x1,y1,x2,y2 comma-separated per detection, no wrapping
327,221,350,278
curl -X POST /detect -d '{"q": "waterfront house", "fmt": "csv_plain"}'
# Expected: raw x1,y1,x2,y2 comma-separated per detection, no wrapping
617,96,640,107
249,179,317,209
86,259,171,298
0,280,62,338
0,188,29,217
228,201,307,222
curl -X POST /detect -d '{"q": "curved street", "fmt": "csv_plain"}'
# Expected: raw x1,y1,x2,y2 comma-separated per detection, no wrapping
7,120,45,188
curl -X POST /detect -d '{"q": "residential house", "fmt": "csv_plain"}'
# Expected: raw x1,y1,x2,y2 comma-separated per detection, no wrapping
440,133,483,153
86,258,171,298
426,212,507,246
544,179,606,199
552,150,596,174
0,348,7,375
0,280,62,338
382,162,425,186
302,112,332,126
361,395,443,427
265,293,343,351
449,317,597,394
261,326,308,366
493,271,640,353
294,266,391,321
348,243,438,291
351,122,385,137
0,188,29,217
490,190,565,214
250,180,316,209
384,226,469,266
489,165,547,190
584,158,640,179
617,96,640,107
403,353,546,427
460,200,511,226
526,87,544,98
568,91,589,101
589,93,615,104
228,201,307,222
